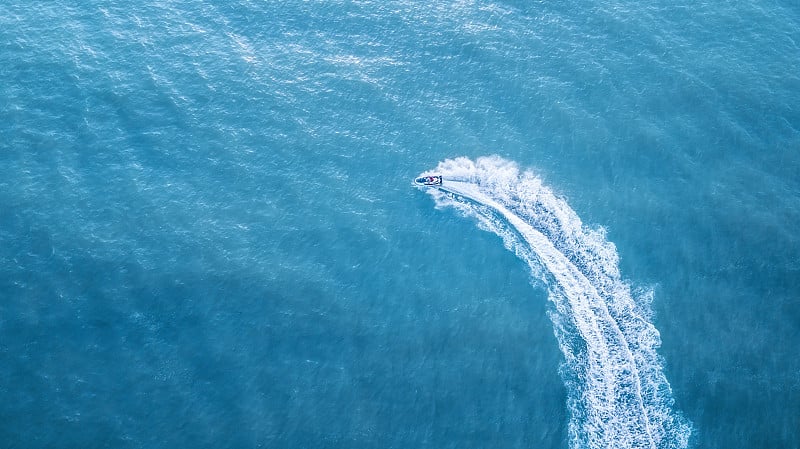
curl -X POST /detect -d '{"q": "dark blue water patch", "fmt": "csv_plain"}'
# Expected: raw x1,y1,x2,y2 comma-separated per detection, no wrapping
2,0,799,447
0,213,567,448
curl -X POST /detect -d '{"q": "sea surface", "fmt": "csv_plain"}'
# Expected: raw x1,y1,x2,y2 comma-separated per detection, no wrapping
1,1,799,448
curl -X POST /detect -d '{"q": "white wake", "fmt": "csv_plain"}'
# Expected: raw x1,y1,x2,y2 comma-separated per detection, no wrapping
418,156,691,449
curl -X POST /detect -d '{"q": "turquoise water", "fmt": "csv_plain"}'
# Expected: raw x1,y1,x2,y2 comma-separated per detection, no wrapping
1,1,799,448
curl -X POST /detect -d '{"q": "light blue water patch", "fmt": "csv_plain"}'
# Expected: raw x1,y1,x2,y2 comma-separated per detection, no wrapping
1,0,799,448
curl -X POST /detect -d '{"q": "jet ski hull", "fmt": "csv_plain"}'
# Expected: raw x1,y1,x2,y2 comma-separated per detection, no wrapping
414,175,443,186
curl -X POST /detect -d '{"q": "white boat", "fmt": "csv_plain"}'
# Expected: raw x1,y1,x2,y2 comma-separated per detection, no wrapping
414,175,443,186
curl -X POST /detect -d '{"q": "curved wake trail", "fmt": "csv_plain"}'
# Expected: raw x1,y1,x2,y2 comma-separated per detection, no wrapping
419,156,691,449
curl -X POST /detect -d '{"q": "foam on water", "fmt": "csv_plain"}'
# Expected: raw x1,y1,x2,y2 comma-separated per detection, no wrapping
419,156,692,449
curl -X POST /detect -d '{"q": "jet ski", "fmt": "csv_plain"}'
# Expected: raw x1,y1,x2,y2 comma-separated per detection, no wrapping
414,175,443,186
